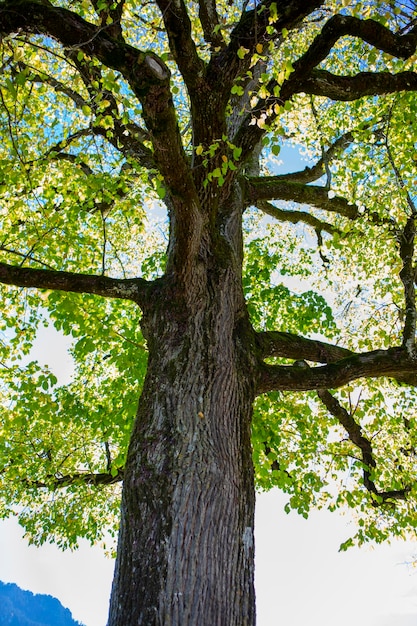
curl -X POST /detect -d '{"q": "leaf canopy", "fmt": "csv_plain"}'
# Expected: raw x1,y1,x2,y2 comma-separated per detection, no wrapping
0,0,416,551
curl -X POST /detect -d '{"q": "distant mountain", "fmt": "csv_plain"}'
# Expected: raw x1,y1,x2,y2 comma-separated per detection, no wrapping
0,581,85,626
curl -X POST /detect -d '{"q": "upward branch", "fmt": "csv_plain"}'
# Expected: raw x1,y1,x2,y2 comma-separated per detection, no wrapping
234,13,417,159
293,14,417,75
206,0,323,96
198,0,225,49
398,216,417,356
155,0,206,92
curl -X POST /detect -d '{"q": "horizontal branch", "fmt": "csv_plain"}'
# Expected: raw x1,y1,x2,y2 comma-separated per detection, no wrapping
256,330,353,362
0,262,151,305
256,346,417,394
29,467,124,489
294,69,417,101
244,177,358,218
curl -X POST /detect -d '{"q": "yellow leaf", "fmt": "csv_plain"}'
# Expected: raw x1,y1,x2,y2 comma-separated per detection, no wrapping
195,145,203,156
256,43,263,54
221,155,228,163
237,46,249,60
13,47,24,62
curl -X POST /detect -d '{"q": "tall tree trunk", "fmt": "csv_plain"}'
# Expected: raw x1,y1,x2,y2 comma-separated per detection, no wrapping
108,202,258,625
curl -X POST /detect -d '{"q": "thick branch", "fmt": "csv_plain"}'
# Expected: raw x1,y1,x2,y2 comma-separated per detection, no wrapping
384,130,417,356
198,0,225,49
317,389,410,502
399,216,417,356
256,330,353,362
293,69,417,101
245,177,358,219
0,262,151,305
283,15,417,102
155,0,206,92
294,14,417,76
233,14,417,158
256,347,417,394
0,1,139,77
0,2,173,142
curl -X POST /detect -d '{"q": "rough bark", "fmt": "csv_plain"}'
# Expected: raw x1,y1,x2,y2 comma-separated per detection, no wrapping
108,220,258,624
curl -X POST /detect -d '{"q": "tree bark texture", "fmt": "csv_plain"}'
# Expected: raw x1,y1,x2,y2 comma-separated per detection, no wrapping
108,206,258,625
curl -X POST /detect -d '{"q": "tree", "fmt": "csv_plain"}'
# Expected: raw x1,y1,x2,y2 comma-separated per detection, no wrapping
0,0,416,623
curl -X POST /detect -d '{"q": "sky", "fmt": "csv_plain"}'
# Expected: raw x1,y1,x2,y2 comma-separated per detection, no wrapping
0,323,417,626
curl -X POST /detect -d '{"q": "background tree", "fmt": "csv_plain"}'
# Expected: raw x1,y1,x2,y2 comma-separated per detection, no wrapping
0,0,417,624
